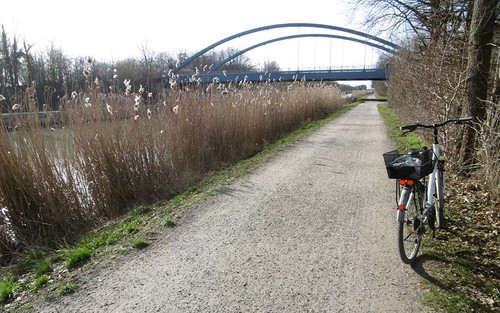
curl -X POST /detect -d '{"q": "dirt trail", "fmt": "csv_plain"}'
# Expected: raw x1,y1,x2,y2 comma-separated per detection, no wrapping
40,100,432,312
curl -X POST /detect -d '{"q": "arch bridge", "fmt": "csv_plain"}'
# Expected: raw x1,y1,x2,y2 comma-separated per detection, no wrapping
168,23,398,85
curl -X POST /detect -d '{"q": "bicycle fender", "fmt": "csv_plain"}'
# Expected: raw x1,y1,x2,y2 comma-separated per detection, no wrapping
397,187,411,222
397,210,405,223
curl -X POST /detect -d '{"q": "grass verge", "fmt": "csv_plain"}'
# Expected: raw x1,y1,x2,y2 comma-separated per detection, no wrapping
132,238,149,250
0,276,16,304
378,102,500,313
0,100,360,311
377,102,426,152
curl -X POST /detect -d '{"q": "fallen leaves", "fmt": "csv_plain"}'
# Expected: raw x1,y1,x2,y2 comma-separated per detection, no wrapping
428,172,500,311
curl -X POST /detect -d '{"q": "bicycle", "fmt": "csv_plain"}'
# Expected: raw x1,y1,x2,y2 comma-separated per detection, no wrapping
382,117,473,264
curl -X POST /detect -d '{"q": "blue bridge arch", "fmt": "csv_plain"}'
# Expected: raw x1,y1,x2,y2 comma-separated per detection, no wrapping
169,23,398,85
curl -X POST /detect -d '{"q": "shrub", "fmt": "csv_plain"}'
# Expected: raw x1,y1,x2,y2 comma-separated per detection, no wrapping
387,40,468,168
386,37,500,199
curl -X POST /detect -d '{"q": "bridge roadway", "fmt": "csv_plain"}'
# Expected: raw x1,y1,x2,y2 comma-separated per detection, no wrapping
173,68,387,85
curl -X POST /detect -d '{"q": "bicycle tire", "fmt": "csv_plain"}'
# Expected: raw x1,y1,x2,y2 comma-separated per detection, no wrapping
397,187,423,264
435,165,445,228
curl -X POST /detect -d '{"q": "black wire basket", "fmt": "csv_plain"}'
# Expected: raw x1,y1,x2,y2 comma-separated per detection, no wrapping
383,149,433,180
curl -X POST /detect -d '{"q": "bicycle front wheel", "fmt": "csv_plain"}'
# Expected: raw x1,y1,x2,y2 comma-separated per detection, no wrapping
435,163,445,228
397,188,423,264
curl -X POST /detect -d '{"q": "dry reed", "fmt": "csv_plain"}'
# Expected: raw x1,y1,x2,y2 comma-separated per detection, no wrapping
0,79,343,260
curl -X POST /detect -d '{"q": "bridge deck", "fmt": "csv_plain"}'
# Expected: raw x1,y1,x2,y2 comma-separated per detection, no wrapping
173,69,387,85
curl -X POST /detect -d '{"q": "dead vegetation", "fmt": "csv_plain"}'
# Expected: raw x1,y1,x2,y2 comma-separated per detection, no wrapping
0,78,344,262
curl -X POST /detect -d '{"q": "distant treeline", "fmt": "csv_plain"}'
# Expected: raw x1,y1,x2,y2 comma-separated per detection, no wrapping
0,26,359,113
0,26,271,113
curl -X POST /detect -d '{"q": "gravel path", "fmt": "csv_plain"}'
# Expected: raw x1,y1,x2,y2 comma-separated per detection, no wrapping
40,100,431,312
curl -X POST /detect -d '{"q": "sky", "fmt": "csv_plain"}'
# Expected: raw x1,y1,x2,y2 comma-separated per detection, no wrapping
0,0,384,85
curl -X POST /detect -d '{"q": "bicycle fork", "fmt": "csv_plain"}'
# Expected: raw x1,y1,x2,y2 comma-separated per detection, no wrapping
397,186,427,235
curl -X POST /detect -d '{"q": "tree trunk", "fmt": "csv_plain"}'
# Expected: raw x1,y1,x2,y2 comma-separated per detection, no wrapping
461,0,497,169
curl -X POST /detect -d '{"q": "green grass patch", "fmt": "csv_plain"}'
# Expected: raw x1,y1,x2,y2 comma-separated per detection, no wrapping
61,216,146,269
120,222,141,234
31,274,49,291
423,286,472,313
82,235,108,250
163,218,176,228
375,95,388,101
56,282,77,296
132,238,149,249
33,258,53,277
0,275,16,304
129,205,152,217
0,195,158,306
17,250,48,274
115,246,130,255
64,246,93,269
173,186,197,204
419,211,500,312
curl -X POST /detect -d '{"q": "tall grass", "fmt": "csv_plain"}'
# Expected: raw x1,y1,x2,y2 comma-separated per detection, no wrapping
0,79,344,260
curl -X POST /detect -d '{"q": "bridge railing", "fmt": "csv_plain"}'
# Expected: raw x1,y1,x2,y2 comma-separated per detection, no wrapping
175,66,380,76
171,67,387,85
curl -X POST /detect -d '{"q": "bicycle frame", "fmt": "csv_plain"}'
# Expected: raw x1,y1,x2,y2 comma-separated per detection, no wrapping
425,143,440,214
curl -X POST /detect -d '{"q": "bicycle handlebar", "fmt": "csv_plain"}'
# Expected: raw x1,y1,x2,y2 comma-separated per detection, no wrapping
456,117,474,124
400,117,473,132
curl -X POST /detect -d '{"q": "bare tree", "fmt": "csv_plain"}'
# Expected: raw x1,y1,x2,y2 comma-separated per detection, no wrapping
1,26,22,90
22,41,36,87
351,0,471,45
218,47,255,71
372,53,393,96
140,44,155,90
263,60,280,72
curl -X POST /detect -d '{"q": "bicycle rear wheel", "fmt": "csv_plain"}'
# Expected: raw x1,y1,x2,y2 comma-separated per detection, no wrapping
397,187,423,264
